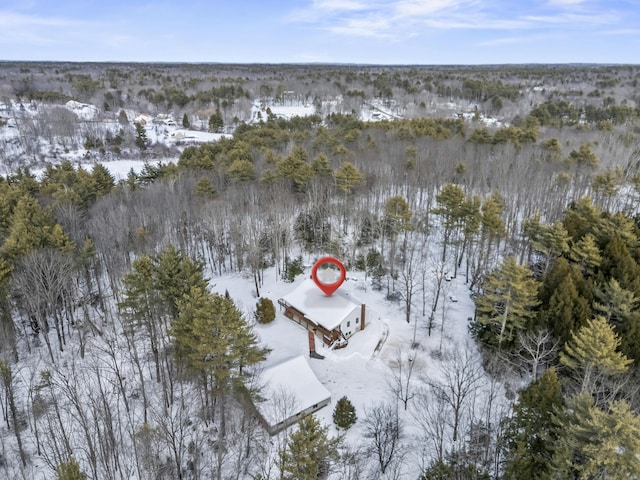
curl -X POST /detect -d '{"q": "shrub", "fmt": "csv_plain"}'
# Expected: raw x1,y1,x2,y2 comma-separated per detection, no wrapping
333,396,357,430
254,297,276,325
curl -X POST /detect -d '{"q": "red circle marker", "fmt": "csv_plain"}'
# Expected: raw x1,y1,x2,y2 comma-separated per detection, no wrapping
311,256,346,296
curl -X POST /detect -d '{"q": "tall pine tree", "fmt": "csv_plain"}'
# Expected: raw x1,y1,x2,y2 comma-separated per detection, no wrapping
502,368,564,480
552,393,640,479
559,316,632,395
281,414,339,480
473,256,540,351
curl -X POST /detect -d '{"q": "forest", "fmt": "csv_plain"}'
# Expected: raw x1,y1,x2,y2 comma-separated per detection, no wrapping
1,62,640,479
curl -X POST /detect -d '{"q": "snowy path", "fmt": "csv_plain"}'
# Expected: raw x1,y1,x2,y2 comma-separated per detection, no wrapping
370,321,389,359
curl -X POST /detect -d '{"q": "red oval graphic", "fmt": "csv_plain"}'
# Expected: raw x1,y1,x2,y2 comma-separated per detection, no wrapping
311,256,346,296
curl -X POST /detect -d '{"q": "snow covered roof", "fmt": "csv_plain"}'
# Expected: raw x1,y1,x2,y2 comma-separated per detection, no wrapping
257,355,331,429
281,278,361,331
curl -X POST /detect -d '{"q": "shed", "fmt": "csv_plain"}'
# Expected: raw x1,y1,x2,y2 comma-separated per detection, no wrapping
256,356,331,435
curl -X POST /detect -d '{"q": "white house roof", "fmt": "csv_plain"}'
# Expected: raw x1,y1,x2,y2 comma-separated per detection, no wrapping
258,355,331,427
281,278,361,331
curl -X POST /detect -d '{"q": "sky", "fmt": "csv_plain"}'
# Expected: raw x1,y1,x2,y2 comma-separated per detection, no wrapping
0,0,639,65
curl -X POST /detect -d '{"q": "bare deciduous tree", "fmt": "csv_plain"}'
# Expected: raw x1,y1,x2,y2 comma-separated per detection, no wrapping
363,401,404,476
13,249,77,361
387,348,421,410
515,328,560,380
427,344,484,444
412,386,449,466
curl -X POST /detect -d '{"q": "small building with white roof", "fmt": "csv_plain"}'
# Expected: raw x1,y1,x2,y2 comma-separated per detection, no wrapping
255,355,331,435
278,278,366,349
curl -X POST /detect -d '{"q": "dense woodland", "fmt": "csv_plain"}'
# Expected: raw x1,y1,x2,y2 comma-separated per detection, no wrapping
1,63,640,479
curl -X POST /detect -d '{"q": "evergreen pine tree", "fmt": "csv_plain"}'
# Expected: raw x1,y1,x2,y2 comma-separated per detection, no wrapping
531,221,570,275
226,159,256,183
118,109,128,125
91,163,115,197
562,196,600,242
311,153,333,178
384,196,412,236
55,459,87,480
559,316,632,394
194,177,216,198
119,255,165,375
502,368,564,480
1,197,74,259
153,245,208,317
334,161,365,195
208,112,224,132
276,145,314,192
600,233,640,293
284,256,304,282
170,287,269,387
182,113,190,128
539,260,592,343
479,191,506,246
473,256,540,351
553,393,640,479
281,414,338,480
431,183,466,262
333,396,357,430
419,461,454,480
568,233,601,276
134,122,148,150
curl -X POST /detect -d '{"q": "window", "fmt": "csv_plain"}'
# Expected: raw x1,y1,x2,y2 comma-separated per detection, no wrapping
347,320,351,327
356,317,360,324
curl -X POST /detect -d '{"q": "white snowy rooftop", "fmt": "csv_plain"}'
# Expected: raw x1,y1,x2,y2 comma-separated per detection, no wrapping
281,278,361,331
257,355,331,427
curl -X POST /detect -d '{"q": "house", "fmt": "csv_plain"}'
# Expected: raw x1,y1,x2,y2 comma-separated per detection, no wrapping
134,113,153,125
278,278,366,349
255,356,331,435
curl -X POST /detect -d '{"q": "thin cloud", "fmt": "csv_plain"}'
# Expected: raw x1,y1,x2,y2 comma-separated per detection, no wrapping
392,0,468,17
287,0,626,40
546,0,587,5
286,0,372,22
0,9,134,56
314,0,371,11
523,12,618,26
326,14,393,38
479,32,562,46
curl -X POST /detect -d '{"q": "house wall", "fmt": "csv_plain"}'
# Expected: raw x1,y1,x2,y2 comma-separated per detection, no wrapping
339,306,364,338
261,396,332,436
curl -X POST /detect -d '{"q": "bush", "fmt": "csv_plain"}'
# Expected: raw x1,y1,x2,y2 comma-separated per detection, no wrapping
254,297,276,324
333,396,357,430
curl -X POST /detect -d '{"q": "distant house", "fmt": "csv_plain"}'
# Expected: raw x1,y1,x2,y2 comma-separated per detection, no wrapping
278,278,365,349
134,114,153,125
255,355,331,435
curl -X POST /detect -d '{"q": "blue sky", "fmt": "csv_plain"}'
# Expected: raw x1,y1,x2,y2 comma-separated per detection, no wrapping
1,0,638,64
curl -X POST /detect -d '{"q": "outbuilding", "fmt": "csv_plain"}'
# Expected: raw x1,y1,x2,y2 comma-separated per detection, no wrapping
255,355,331,435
